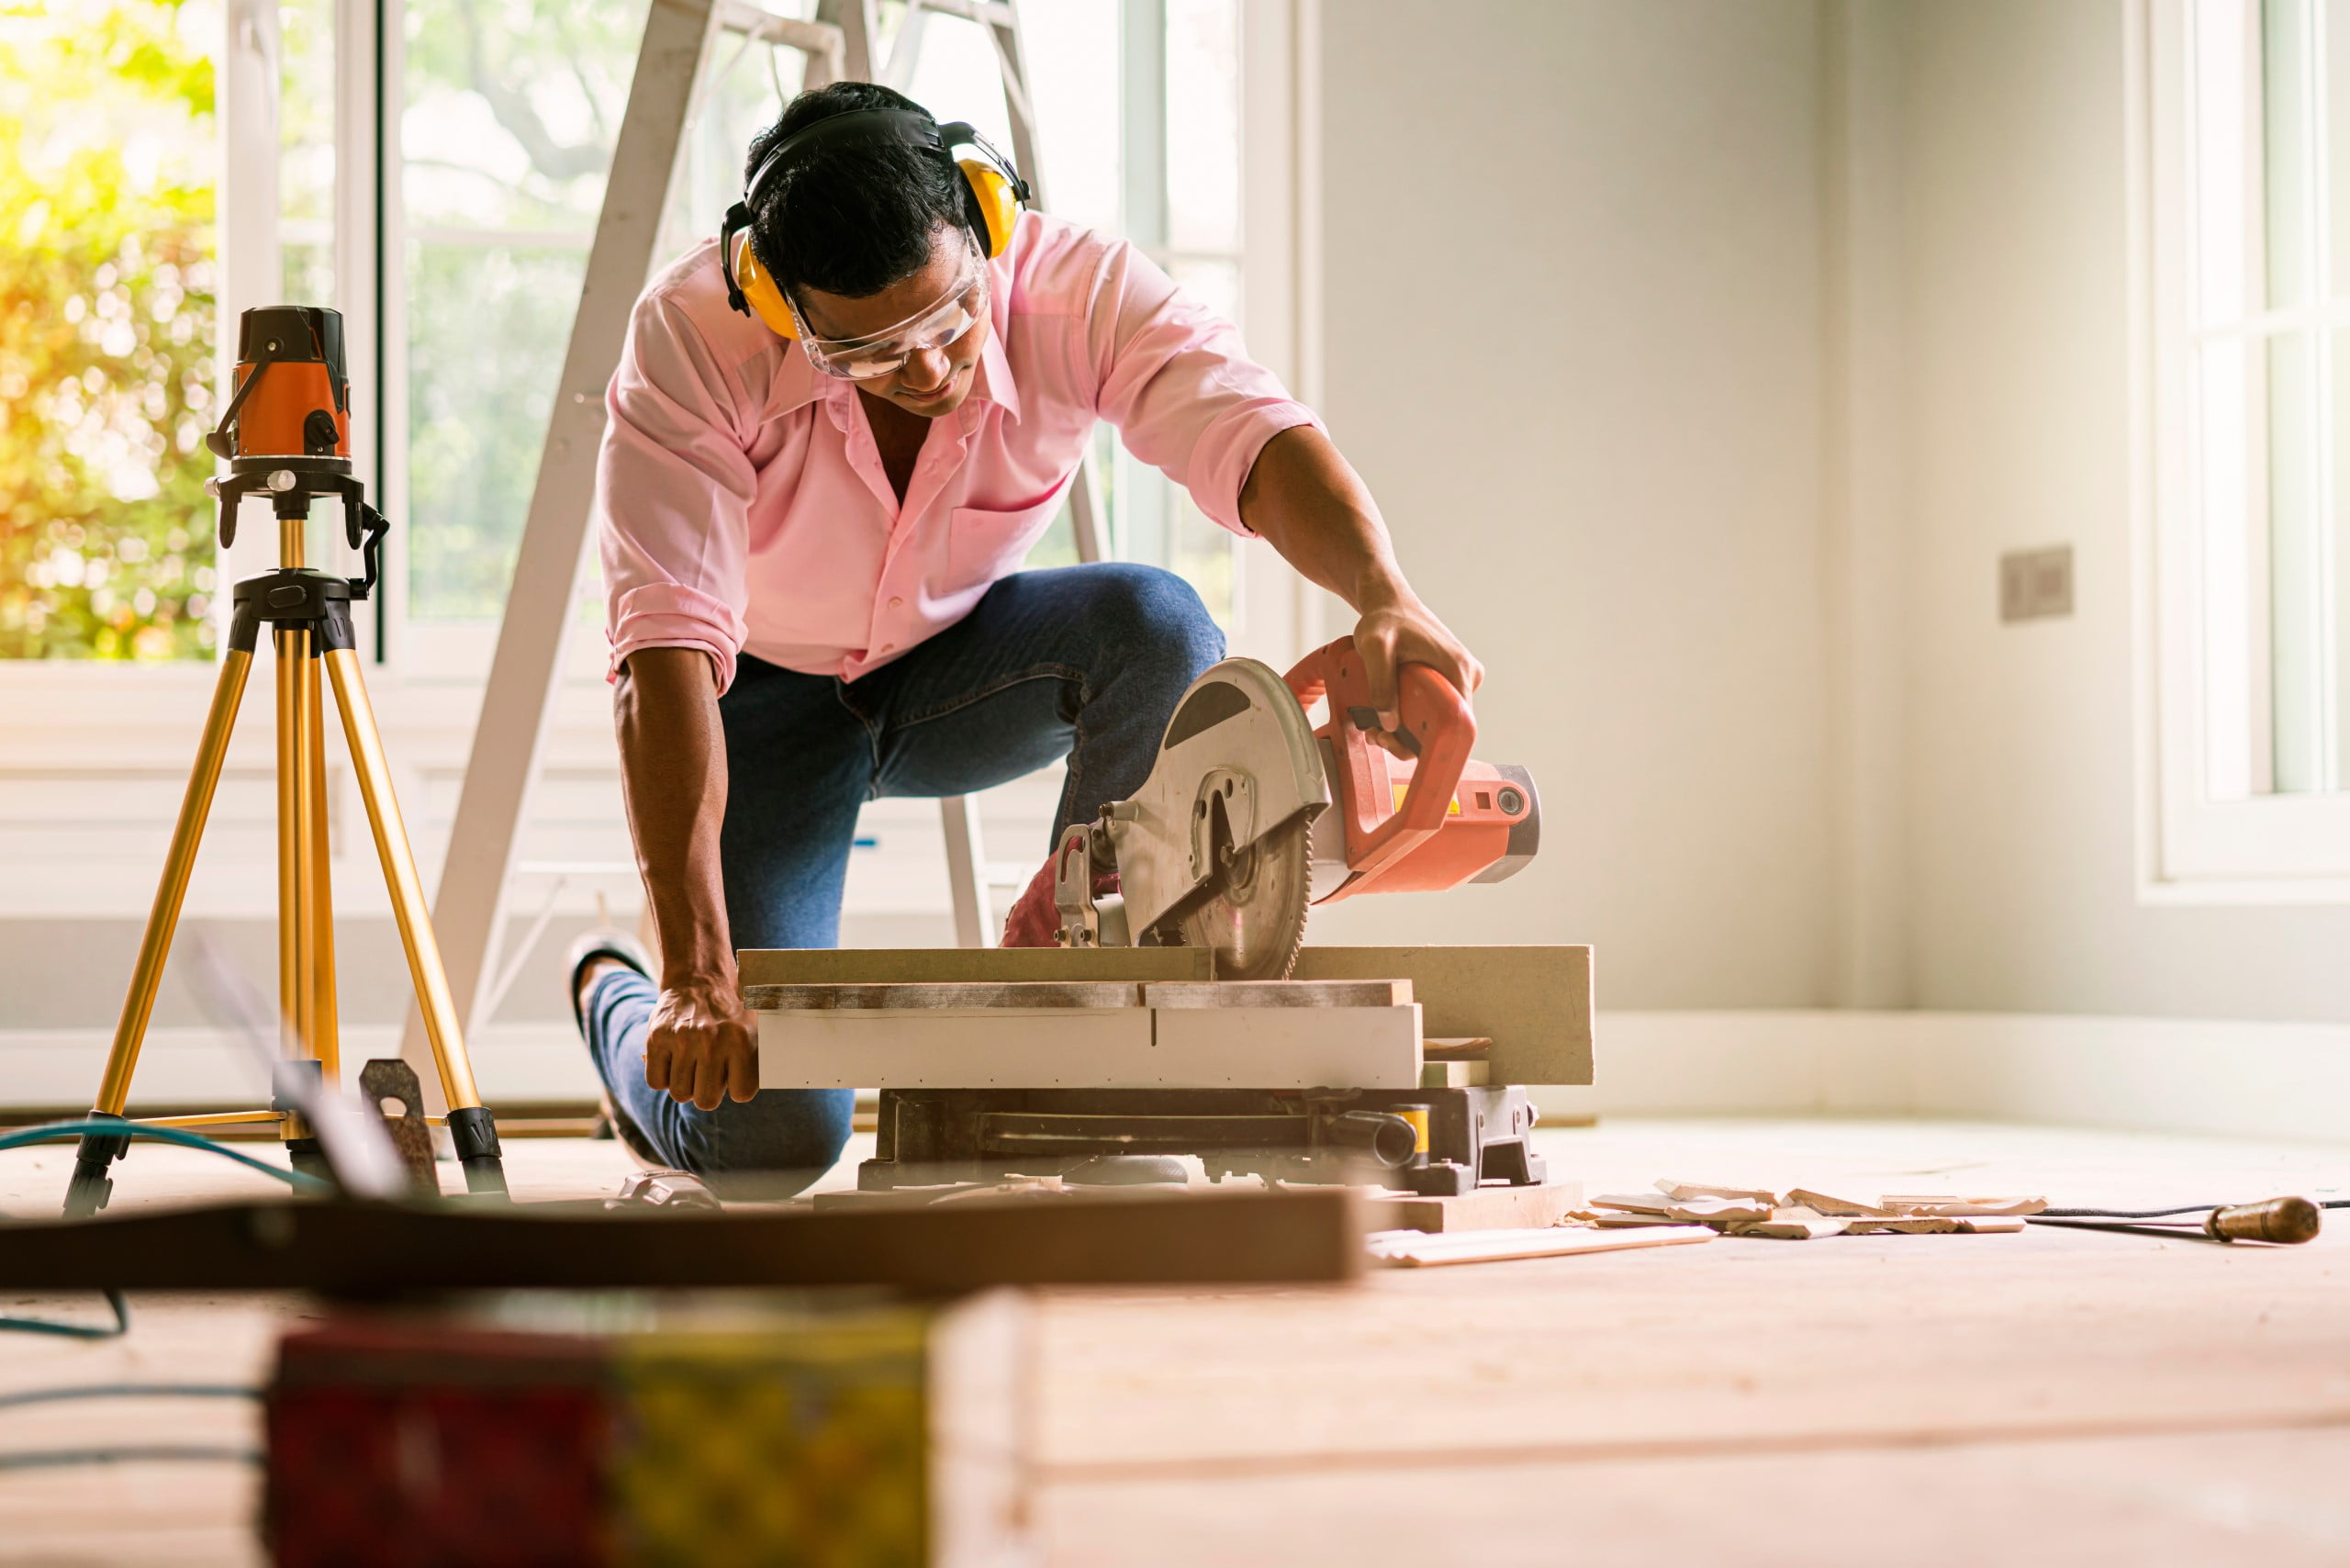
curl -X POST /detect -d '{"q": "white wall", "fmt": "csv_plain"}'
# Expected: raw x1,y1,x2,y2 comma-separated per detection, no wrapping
1892,0,2350,1021
1304,1,1836,1009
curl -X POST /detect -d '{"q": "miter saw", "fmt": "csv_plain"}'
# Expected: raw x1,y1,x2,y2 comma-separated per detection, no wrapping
791,638,1564,1198
1053,635,1541,975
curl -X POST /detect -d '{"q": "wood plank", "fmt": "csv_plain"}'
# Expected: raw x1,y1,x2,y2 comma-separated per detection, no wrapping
1420,1060,1491,1087
759,1002,1424,1090
1368,1180,1584,1233
1139,980,1411,1009
744,980,1412,1013
1365,1224,1715,1267
762,1007,1156,1088
1148,1003,1422,1090
0,1187,1366,1291
747,981,1144,1012
737,946,1214,986
1289,946,1592,1086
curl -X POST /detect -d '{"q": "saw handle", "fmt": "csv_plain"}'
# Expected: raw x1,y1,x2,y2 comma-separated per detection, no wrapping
1283,636,1477,893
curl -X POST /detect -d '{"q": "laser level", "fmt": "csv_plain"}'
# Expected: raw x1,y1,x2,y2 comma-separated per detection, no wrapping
64,305,508,1216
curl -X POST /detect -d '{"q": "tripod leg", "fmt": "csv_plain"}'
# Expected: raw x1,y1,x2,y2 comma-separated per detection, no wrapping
305,641,341,1083
276,626,316,1064
276,626,332,1183
68,627,258,1218
322,644,508,1196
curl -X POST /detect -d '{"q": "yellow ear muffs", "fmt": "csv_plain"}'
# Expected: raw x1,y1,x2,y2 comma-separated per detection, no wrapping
959,157,1018,258
732,230,799,339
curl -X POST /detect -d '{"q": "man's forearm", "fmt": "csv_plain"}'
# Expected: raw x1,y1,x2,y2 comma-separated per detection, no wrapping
1237,425,1410,611
1235,423,1483,711
613,647,734,986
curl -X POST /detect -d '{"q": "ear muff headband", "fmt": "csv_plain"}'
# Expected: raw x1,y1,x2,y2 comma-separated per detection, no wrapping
721,108,1030,337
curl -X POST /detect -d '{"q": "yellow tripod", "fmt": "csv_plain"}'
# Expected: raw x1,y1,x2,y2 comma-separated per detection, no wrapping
63,477,507,1216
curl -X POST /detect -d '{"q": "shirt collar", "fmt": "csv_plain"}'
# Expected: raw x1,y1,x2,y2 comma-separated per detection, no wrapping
968,315,1020,424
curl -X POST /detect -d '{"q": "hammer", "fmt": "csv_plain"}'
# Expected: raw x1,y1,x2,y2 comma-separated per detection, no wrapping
2029,1195,2323,1245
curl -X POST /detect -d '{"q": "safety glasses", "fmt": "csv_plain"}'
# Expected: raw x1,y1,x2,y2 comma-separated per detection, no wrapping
788,241,990,381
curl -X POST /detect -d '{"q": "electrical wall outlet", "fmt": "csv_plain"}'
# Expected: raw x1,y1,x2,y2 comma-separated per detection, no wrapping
1999,544,2073,622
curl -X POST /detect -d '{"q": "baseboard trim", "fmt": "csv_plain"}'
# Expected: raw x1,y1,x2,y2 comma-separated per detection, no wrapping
6,1011,2346,1146
1528,1010,2350,1145
0,1023,603,1110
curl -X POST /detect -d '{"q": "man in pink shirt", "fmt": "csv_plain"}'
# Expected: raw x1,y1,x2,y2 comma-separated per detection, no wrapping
573,83,1479,1189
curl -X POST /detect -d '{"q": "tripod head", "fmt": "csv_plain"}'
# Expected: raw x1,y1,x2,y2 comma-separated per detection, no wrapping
204,306,388,600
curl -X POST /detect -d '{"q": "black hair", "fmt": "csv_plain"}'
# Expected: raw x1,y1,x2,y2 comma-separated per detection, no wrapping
742,82,985,300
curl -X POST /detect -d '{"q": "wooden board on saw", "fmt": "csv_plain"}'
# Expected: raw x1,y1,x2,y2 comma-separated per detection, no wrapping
1366,1180,1586,1234
737,946,1214,986
736,946,1594,1089
748,978,1424,1090
1291,946,1592,1087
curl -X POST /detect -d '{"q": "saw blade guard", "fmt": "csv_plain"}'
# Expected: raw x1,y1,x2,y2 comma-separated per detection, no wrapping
1108,657,1331,937
1283,636,1539,902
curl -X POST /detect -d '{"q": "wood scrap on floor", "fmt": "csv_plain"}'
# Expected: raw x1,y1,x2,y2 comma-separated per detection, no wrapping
1367,1179,1583,1233
1366,1223,1715,1268
1587,1182,2047,1240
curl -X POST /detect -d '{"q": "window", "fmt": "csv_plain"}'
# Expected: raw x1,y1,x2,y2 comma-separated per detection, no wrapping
393,0,648,638
4,0,1274,671
2146,0,2350,888
0,0,221,661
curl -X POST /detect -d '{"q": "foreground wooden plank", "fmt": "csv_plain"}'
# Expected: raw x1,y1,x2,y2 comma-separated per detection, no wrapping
0,1187,1364,1292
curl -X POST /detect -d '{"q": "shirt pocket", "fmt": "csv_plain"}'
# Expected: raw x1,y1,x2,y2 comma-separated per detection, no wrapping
946,498,1064,594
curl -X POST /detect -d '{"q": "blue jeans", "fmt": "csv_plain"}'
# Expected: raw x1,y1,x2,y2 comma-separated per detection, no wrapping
582,564,1226,1192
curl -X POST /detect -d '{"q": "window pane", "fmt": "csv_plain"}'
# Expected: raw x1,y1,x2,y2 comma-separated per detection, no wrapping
402,0,647,621
1020,0,1122,232
2326,0,2350,298
281,0,336,306
2329,328,2350,788
2269,330,2323,790
1164,0,1238,254
2265,0,2316,310
2199,333,2260,800
402,0,648,232
0,0,220,660
406,241,588,618
2194,0,2262,327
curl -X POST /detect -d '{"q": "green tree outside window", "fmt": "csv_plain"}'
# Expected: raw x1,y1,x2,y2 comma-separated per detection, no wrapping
0,0,219,660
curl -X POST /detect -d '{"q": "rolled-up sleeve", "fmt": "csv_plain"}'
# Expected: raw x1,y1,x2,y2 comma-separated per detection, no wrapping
597,294,757,693
1078,241,1322,536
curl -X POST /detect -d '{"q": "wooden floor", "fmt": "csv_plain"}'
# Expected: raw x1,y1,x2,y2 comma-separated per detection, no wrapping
3,1117,2345,1565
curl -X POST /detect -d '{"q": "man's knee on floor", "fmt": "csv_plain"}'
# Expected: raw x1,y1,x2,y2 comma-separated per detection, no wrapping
1091,564,1225,678
662,1087,856,1195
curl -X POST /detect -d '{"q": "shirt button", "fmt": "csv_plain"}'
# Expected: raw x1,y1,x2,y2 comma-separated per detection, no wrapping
889,596,903,609
879,643,895,654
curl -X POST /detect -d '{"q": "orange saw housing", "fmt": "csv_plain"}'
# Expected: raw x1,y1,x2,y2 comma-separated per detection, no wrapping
1282,636,1540,903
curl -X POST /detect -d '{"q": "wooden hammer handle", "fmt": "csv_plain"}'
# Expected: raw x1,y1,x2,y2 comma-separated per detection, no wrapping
2204,1196,2322,1244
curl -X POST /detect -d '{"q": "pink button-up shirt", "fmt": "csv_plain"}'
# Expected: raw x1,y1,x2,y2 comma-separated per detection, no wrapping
595,211,1321,692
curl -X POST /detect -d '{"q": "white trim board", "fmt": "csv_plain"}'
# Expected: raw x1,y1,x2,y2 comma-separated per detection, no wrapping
0,1023,602,1110
1536,1010,2350,1146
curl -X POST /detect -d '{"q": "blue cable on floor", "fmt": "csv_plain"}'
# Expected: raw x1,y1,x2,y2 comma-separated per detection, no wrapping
0,1117,328,1339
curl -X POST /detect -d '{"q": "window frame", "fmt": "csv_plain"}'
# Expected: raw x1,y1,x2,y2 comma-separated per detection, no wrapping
2139,0,2350,899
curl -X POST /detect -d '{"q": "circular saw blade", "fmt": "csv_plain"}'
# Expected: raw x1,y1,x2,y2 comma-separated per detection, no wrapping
1179,815,1312,980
